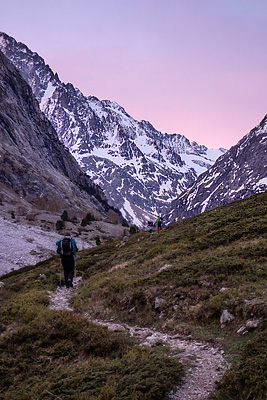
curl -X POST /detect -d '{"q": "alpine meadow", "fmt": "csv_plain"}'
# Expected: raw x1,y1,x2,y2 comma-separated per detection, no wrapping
1,192,266,399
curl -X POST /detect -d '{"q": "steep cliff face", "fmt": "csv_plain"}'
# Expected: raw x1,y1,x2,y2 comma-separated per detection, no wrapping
0,32,225,225
0,49,113,218
167,116,267,222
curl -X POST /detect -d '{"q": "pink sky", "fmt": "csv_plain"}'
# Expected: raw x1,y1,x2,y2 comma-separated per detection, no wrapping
1,0,267,148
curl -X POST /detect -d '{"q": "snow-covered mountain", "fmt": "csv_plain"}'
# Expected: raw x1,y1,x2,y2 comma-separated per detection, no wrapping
0,48,115,222
0,32,225,226
166,115,267,223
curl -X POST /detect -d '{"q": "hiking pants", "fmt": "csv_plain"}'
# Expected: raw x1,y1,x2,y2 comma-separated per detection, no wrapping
61,255,74,284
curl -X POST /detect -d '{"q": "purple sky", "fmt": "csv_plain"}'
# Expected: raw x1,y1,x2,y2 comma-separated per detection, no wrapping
1,0,267,148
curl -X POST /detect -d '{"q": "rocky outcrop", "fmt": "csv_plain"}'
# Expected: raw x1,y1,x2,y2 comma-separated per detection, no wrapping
0,49,114,217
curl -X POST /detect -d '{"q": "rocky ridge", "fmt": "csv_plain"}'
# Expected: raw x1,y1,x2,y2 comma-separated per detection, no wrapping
167,115,267,222
0,32,225,226
0,48,111,215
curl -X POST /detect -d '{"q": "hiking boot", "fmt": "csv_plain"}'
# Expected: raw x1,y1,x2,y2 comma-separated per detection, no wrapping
67,279,73,288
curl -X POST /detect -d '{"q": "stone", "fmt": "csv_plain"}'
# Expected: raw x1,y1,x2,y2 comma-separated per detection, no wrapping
246,319,260,330
237,319,260,334
158,264,172,272
220,309,235,326
237,325,247,334
155,297,166,310
39,274,47,279
159,311,165,319
0,282,4,288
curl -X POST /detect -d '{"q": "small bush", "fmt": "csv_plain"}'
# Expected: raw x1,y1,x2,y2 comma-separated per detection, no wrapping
56,219,64,230
122,218,129,227
81,212,96,226
130,225,140,234
95,235,101,246
61,210,69,221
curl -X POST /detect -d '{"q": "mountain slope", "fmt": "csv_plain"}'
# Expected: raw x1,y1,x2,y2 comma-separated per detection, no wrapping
1,191,266,399
0,32,225,226
167,115,267,222
0,48,116,222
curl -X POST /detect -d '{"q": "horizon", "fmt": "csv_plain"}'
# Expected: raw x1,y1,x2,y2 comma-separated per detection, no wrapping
1,0,267,149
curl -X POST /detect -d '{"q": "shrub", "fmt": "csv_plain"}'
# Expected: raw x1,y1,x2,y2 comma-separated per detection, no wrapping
122,218,129,227
56,219,64,230
81,212,96,226
61,210,69,221
130,225,140,234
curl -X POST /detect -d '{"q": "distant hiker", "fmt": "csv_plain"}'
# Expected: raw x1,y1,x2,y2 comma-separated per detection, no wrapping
147,221,154,233
156,215,162,231
56,233,78,288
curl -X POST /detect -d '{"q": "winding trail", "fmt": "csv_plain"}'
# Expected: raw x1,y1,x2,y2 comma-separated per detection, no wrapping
49,278,228,400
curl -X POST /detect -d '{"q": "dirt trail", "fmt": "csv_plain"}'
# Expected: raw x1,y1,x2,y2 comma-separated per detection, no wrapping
49,278,228,400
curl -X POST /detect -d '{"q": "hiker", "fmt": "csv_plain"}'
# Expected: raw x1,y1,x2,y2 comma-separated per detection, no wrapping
147,220,154,233
156,215,163,231
56,233,78,288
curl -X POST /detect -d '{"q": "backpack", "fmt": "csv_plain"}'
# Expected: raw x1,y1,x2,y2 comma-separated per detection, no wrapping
57,237,73,256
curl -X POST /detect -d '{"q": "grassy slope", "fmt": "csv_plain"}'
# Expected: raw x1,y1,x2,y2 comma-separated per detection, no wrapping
1,192,266,399
73,192,267,400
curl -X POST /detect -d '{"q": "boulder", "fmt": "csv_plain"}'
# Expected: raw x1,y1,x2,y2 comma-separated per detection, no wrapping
237,319,261,334
220,309,235,326
246,319,260,330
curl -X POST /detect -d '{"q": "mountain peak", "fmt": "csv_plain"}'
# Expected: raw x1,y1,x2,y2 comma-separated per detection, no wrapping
167,115,267,223
0,32,226,226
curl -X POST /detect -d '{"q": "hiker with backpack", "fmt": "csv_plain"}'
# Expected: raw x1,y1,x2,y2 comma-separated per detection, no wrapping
147,220,154,233
56,233,78,288
156,215,163,231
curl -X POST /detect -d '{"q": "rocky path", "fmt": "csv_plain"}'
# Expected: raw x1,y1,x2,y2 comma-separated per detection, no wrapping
49,278,228,400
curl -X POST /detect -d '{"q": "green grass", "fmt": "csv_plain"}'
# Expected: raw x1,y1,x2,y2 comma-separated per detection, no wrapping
0,287,184,399
72,192,267,399
0,259,184,399
0,192,266,399
210,322,267,400
73,193,267,331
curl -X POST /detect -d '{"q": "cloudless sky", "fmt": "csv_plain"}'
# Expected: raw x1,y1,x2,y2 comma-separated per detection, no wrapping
1,0,267,148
